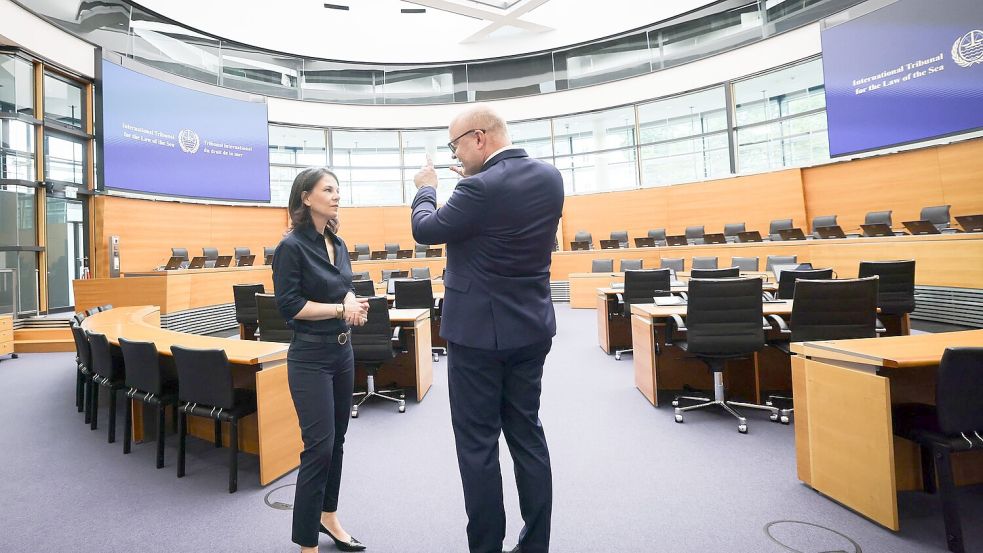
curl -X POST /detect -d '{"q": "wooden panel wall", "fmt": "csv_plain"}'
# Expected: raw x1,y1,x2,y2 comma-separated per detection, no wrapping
337,206,417,252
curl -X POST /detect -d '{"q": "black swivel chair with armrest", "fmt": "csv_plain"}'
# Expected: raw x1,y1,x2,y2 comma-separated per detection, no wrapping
613,269,673,361
666,278,775,433
858,260,915,335
232,283,265,340
811,215,838,238
233,247,250,262
70,325,94,423
766,255,797,273
691,267,739,279
648,229,667,246
768,219,793,241
776,268,834,300
255,293,293,343
685,226,705,245
723,223,746,243
202,247,219,268
352,279,375,297
619,259,643,272
385,243,400,260
731,256,759,272
351,296,407,417
119,337,178,468
660,258,684,272
891,347,983,553
411,267,431,279
592,259,614,273
920,204,952,231
171,345,257,493
610,231,629,248
691,256,717,270
86,330,127,443
765,277,880,423
394,279,445,361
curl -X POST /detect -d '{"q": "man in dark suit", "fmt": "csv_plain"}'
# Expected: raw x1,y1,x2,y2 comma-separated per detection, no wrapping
411,105,563,553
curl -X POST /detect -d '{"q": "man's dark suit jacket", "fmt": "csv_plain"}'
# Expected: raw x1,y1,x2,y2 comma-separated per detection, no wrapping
411,148,564,351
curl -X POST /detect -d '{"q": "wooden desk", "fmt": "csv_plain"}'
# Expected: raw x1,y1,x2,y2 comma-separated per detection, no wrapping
629,300,794,406
790,330,983,531
0,314,13,358
81,305,434,486
578,272,775,309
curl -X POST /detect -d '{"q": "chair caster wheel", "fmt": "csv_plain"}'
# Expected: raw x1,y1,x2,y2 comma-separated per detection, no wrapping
398,405,405,413
399,392,405,399
433,353,439,362
770,413,779,421
780,416,790,424
674,414,683,423
614,353,621,360
351,409,358,418
738,424,748,434
765,400,773,407
671,400,679,407
10,354,18,359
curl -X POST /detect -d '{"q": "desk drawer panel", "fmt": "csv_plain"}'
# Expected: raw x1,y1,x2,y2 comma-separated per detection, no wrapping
0,329,13,344
0,316,12,331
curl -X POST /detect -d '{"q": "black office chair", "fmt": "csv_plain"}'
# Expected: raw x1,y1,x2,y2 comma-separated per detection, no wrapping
691,267,739,279
666,278,772,433
574,231,593,249
766,277,880,423
86,330,126,443
263,246,276,259
202,247,219,268
352,279,375,297
768,219,793,241
232,283,265,340
382,269,408,282
394,279,444,361
120,337,178,469
766,255,797,272
351,271,370,281
411,267,431,279
892,347,983,553
619,259,643,272
351,296,406,417
70,324,93,422
723,223,746,243
613,269,672,361
865,210,893,227
610,231,629,248
811,215,837,238
171,345,257,493
233,247,250,262
355,244,370,257
414,243,429,258
171,248,189,262
731,256,759,272
685,226,705,245
256,293,293,343
920,205,951,231
100,304,114,311
648,229,667,246
691,256,717,270
385,243,400,260
660,258,684,272
859,260,915,334
592,259,614,273
776,268,834,300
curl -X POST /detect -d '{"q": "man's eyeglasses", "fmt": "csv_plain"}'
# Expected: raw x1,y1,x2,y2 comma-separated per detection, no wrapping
447,129,484,154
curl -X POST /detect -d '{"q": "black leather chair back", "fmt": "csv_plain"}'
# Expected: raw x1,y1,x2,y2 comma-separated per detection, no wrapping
648,229,666,242
86,331,123,381
920,205,951,230
723,223,746,237
685,278,764,355
119,337,164,394
355,244,370,255
660,258,684,272
351,271,370,281
731,257,759,272
865,210,892,226
790,277,878,342
624,270,671,315
233,247,250,260
592,259,613,273
619,259,643,271
352,297,397,364
352,279,375,297
766,255,797,272
202,247,219,260
777,268,833,300
936,348,983,435
384,243,400,254
610,231,629,247
171,248,189,261
685,226,705,240
811,215,837,234
574,230,592,244
394,279,434,309
382,269,408,281
170,346,234,409
858,260,915,315
411,267,431,279
71,325,92,368
415,243,429,258
769,219,793,240
691,267,739,279
263,246,276,258
72,312,86,325
692,256,718,270
232,283,265,324
256,293,293,343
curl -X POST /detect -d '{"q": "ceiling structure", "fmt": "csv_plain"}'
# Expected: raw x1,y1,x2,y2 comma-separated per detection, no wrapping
126,0,717,64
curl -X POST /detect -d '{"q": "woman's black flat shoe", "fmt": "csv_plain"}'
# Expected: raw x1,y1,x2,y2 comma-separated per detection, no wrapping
319,524,366,551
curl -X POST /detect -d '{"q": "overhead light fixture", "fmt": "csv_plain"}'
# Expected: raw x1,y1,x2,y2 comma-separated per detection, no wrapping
401,8,427,13
323,3,350,10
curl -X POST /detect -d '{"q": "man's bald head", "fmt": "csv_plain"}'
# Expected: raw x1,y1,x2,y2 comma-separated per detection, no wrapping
450,104,511,145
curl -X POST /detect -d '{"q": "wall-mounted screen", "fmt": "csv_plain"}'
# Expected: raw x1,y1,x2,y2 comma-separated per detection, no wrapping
822,0,983,157
101,60,271,201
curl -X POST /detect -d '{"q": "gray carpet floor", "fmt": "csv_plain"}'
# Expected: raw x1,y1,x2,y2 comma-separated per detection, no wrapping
1,305,980,552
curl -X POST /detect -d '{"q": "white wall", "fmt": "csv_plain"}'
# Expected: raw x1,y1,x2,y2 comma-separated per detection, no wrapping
0,0,96,77
267,22,823,128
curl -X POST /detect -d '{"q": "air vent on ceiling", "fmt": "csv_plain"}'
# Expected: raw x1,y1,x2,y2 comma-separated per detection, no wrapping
323,3,349,10
401,8,426,13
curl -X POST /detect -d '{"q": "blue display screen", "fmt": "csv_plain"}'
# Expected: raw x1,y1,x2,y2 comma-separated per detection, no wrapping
822,0,983,157
101,60,271,201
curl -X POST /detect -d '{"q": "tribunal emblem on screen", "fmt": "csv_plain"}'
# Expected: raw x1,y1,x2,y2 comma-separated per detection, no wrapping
952,30,983,68
179,129,201,154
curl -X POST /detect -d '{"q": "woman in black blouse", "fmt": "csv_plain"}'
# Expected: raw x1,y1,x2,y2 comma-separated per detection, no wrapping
273,168,370,553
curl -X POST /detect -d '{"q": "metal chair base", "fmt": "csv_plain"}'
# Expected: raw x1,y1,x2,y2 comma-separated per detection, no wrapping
351,374,405,417
672,372,779,433
614,348,632,361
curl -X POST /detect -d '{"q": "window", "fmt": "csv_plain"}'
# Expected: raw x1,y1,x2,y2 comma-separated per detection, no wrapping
553,106,637,193
44,133,85,184
509,119,553,159
269,126,327,166
1,119,36,181
400,129,458,204
331,130,402,206
43,74,84,128
0,55,34,117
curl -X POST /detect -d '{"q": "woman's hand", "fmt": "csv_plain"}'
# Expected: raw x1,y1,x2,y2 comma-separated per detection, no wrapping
343,294,370,326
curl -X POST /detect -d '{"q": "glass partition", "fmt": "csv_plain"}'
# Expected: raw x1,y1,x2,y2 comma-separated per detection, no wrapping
331,130,403,206
43,74,84,128
44,133,86,184
1,119,36,180
0,54,35,117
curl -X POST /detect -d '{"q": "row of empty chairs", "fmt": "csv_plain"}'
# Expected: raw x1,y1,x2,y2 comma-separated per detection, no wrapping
350,243,443,260
590,255,795,273
572,204,980,249
169,246,274,269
